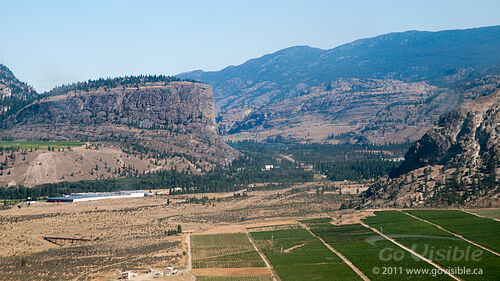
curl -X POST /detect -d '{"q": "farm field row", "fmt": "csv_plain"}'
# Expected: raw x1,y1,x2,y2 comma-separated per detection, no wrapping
467,209,500,220
196,276,273,281
249,225,362,281
303,218,451,281
363,211,500,281
191,210,499,281
191,233,266,268
405,209,500,253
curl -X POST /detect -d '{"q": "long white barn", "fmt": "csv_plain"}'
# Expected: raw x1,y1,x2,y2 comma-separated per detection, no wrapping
47,190,150,203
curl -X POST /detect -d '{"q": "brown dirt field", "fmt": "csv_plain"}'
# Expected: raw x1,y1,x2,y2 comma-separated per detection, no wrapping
192,267,270,276
330,210,375,225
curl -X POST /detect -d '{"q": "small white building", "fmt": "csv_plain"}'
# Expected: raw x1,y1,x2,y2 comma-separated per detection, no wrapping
47,190,150,203
121,271,136,279
264,164,274,171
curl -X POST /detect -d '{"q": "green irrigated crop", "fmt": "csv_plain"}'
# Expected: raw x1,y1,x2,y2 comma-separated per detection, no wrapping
363,211,500,281
299,217,333,224
405,210,500,253
250,227,361,281
191,233,265,268
275,263,361,281
306,221,452,281
196,276,273,281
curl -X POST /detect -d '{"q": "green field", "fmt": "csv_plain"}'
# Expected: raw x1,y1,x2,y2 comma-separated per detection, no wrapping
250,226,361,281
363,211,500,281
0,141,84,150
303,219,451,281
191,233,265,268
467,209,500,220
196,276,272,281
405,210,500,253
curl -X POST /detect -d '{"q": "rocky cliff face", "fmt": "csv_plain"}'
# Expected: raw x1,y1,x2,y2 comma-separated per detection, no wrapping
0,64,37,115
2,80,237,164
391,88,500,177
361,88,500,208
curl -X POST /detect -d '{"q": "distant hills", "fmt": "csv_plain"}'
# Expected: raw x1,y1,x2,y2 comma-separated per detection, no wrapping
178,25,500,143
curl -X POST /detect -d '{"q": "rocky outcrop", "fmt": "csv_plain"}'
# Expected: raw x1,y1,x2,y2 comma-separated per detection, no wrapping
0,64,37,115
362,88,500,207
2,80,237,164
391,88,500,177
0,64,36,99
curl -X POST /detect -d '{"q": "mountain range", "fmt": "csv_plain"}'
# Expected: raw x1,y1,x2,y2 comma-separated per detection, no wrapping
1,25,499,192
178,25,500,144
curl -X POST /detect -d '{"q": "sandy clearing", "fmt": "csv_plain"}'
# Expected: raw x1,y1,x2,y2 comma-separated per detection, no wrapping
191,267,270,276
330,210,375,225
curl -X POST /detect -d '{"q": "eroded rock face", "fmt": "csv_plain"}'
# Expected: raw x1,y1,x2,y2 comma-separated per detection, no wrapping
392,89,500,177
0,64,37,114
361,89,500,208
3,81,237,164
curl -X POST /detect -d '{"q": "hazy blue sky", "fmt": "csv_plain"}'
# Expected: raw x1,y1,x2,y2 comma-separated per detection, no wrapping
1,0,499,92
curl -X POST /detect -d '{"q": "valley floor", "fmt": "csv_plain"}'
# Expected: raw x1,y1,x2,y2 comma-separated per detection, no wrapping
0,182,498,281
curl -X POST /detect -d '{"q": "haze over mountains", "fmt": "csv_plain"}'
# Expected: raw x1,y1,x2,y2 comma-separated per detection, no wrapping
178,25,500,144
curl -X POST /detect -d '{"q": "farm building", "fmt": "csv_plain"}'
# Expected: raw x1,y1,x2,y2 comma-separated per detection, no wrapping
263,164,274,170
47,190,150,203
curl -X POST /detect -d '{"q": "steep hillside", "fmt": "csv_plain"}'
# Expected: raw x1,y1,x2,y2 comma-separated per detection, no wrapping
178,26,500,143
220,78,437,142
221,76,500,144
0,143,203,187
361,88,500,208
0,64,37,119
0,77,237,186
